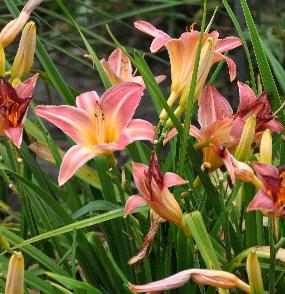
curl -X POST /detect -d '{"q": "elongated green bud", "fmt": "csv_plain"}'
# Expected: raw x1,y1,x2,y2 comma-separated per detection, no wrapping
0,233,10,251
234,115,256,161
0,45,5,77
5,251,24,294
246,249,264,294
259,129,272,164
10,21,36,84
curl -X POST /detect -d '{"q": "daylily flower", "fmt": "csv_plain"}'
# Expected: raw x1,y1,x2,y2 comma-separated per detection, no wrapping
100,48,166,86
164,85,237,171
129,268,250,293
234,81,283,138
0,74,38,147
247,162,285,217
124,152,188,226
0,0,43,48
5,251,24,294
35,82,155,186
134,20,242,122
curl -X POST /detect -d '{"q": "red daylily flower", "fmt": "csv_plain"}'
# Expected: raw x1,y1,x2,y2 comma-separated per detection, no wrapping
0,74,38,147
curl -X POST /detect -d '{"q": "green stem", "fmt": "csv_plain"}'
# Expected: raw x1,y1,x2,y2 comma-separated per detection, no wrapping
269,217,276,294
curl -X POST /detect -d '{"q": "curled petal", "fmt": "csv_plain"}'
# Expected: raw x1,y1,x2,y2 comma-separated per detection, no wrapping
215,37,242,53
247,191,276,213
132,162,149,198
163,172,188,188
163,128,179,145
134,20,172,52
101,82,144,132
76,91,100,114
58,145,95,186
223,55,237,82
14,74,38,98
124,195,147,217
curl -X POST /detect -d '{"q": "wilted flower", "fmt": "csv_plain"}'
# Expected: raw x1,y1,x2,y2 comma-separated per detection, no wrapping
124,152,188,226
0,0,42,48
0,74,38,147
129,268,250,293
35,82,155,186
5,251,24,294
134,20,242,123
247,162,285,217
10,21,36,85
101,48,165,86
128,210,165,265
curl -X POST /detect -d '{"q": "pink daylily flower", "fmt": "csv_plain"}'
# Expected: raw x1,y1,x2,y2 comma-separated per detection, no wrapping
134,20,242,121
129,268,250,293
247,162,285,217
124,152,188,225
0,74,38,147
35,82,155,186
100,48,166,86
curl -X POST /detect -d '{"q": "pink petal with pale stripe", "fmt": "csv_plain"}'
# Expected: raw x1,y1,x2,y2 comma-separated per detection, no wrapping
247,191,275,212
122,119,155,143
134,20,172,52
14,74,38,98
108,48,132,80
237,81,257,111
101,82,144,132
58,145,95,186
163,172,188,188
76,91,100,114
216,37,242,53
4,126,23,148
124,195,147,217
132,162,149,199
35,105,94,145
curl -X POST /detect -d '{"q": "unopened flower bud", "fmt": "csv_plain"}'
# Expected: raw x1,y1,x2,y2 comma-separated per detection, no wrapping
5,251,24,294
246,249,264,294
0,45,5,77
10,21,36,84
234,115,256,161
259,129,272,164
0,233,10,251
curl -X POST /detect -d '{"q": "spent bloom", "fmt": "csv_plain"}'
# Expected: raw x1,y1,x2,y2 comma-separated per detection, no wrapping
5,251,24,294
0,74,38,147
101,48,165,86
124,152,188,226
0,0,43,48
35,82,155,186
129,268,250,293
247,162,285,217
134,20,242,123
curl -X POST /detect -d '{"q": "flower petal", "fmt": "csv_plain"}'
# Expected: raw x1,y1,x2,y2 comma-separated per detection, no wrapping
14,74,38,98
122,119,155,144
251,162,279,178
215,37,242,53
134,20,172,52
76,91,100,114
109,48,132,81
163,172,188,188
237,81,257,111
198,85,233,129
124,195,147,217
101,82,144,132
4,126,23,148
247,191,276,212
132,162,149,199
58,145,95,186
35,105,94,145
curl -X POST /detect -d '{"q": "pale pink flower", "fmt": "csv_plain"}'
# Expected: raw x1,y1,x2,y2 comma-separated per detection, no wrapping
35,82,155,186
100,48,165,86
0,74,38,147
134,20,242,121
124,152,188,225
